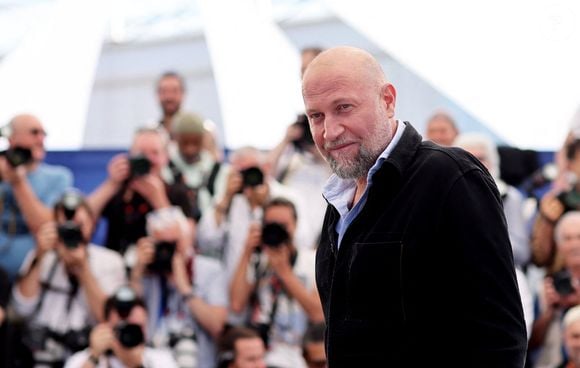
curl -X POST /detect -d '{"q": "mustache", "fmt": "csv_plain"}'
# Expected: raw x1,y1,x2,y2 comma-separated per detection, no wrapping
324,138,357,151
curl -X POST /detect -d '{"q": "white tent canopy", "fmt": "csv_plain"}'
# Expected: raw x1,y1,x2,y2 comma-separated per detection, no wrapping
0,0,577,150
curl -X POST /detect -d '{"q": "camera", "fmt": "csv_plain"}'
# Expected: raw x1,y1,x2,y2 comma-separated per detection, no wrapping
114,322,145,348
147,241,176,273
240,166,264,189
261,222,289,248
57,221,84,249
1,146,33,167
291,114,314,151
552,269,575,296
129,155,152,177
557,190,580,213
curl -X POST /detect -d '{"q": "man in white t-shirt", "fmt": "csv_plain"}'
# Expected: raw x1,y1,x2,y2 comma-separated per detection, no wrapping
65,286,178,368
12,191,126,366
230,198,323,368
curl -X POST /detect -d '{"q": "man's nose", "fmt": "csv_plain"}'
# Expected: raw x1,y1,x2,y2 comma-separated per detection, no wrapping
323,117,345,142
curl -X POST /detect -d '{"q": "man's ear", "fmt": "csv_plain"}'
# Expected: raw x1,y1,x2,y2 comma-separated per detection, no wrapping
382,84,397,118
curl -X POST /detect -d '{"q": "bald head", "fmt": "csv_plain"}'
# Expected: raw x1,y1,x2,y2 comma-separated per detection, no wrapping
7,113,46,162
303,46,387,95
9,114,42,132
301,46,397,180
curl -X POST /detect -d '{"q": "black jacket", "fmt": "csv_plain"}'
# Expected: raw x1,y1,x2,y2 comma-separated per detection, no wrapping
316,123,527,367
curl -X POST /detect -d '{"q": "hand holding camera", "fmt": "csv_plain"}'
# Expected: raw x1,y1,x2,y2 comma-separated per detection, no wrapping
243,223,262,255
89,323,116,359
0,151,28,185
540,193,565,223
107,154,131,185
545,272,580,310
130,173,170,209
35,221,58,259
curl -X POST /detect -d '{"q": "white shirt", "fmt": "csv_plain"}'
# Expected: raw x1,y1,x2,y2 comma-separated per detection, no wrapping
64,347,178,368
12,244,126,332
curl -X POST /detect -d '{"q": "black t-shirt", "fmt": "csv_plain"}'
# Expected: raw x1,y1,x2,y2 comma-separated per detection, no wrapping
102,182,194,253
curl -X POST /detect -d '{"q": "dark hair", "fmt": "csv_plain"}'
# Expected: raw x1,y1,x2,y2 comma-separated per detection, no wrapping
301,47,324,57
157,71,186,92
53,190,95,222
103,292,146,320
264,197,298,222
566,138,580,161
217,326,262,368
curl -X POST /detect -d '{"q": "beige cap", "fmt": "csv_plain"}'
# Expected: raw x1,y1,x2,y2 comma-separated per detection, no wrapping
171,112,206,135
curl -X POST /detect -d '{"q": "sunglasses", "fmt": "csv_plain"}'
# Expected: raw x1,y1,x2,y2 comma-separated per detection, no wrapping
29,128,47,136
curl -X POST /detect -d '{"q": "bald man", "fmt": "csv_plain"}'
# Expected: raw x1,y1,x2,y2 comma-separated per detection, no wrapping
0,114,72,279
302,47,526,367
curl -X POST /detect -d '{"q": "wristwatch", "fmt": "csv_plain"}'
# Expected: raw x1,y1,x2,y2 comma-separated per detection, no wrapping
181,290,196,302
88,354,99,366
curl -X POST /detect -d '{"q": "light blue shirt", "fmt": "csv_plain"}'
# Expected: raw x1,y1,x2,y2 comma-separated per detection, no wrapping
322,120,406,249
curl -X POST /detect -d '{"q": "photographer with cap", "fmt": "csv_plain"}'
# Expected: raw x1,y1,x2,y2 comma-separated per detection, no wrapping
166,112,229,221
229,197,323,368
0,114,73,279
11,190,125,367
130,213,228,368
64,286,178,368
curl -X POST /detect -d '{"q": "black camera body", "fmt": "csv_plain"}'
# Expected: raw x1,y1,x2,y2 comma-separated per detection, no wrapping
291,114,314,151
129,155,152,177
147,241,176,274
553,269,575,296
557,190,580,213
1,146,33,167
115,322,145,348
57,221,84,249
261,222,289,248
240,167,264,190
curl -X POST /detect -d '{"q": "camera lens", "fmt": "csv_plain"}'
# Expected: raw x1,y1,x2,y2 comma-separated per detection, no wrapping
115,322,144,348
261,222,289,248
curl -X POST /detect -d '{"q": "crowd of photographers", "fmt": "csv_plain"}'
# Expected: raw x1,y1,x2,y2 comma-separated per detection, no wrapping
2,47,580,368
0,49,330,368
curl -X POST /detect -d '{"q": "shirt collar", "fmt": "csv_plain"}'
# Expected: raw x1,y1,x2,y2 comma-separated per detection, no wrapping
322,120,406,212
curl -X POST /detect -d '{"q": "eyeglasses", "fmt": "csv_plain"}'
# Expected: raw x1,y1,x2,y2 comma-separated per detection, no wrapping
29,128,47,137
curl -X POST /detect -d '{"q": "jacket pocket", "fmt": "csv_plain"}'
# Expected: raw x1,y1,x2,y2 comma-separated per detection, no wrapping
346,240,404,322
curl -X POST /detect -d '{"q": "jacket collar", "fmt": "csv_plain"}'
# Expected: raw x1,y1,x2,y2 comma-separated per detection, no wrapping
382,121,423,177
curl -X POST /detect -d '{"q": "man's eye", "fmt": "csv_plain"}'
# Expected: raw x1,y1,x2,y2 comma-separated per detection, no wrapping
309,113,322,121
337,104,352,111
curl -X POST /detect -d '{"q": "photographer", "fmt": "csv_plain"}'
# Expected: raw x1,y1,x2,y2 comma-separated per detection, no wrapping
530,211,580,367
65,286,177,368
11,191,125,366
216,326,266,368
87,128,195,256
166,112,229,221
197,147,312,284
532,138,580,272
130,216,227,368
229,198,323,368
0,114,73,279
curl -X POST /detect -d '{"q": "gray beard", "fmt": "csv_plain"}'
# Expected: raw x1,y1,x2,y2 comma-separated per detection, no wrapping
328,145,378,179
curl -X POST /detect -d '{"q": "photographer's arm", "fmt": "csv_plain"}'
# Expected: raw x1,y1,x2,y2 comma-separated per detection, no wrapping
87,154,129,219
230,225,261,313
213,171,242,226
75,253,108,323
0,159,53,233
129,238,155,297
17,222,57,299
268,248,324,322
266,123,302,179
528,278,560,349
